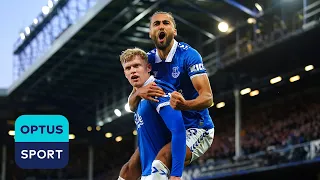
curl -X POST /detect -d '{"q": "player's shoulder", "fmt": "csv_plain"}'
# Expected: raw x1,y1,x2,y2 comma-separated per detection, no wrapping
177,42,200,56
147,48,156,63
177,42,197,52
178,42,202,62
176,42,191,52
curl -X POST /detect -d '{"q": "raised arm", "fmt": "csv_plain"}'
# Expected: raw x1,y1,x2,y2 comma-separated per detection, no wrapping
170,48,213,111
186,74,213,110
170,75,213,111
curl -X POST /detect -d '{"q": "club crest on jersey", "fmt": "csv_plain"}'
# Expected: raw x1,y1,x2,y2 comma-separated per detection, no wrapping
172,66,180,78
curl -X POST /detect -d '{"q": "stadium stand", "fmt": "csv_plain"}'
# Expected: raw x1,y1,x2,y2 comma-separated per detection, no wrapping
1,0,320,179
184,88,320,179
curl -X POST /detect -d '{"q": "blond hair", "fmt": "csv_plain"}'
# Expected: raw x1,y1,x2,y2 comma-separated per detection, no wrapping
151,11,176,28
120,47,148,64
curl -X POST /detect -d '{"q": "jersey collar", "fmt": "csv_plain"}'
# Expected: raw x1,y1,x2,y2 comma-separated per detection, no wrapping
143,75,155,87
155,39,178,63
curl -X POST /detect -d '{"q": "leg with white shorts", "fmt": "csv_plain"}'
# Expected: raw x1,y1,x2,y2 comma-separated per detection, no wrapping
150,128,214,179
185,128,215,163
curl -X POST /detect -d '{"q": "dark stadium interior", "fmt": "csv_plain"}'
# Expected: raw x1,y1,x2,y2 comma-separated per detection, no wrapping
1,0,320,179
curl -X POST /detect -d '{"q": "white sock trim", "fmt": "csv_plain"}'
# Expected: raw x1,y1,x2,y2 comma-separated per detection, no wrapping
156,160,170,174
151,160,170,178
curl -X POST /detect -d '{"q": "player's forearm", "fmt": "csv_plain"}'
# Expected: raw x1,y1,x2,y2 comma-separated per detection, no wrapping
185,92,213,111
128,88,141,112
170,124,186,177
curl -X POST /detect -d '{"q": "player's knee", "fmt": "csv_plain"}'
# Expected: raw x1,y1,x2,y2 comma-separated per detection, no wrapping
184,147,193,165
121,162,135,176
120,160,140,180
162,148,171,162
119,162,130,178
156,145,172,167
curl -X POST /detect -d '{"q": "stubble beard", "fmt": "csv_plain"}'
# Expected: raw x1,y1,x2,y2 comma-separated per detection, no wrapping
152,33,174,50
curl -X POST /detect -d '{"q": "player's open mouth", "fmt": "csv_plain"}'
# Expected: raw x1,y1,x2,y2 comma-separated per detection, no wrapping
131,75,139,81
158,32,166,43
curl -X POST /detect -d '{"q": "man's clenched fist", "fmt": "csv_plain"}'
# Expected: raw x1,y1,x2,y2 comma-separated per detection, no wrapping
170,91,188,110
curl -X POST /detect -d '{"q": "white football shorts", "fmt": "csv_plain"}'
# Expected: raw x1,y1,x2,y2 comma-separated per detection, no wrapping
186,128,215,163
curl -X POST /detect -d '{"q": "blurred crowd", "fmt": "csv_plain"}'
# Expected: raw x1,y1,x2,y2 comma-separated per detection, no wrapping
197,89,320,165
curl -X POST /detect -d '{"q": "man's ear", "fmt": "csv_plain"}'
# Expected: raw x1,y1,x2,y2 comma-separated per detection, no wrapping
174,28,177,37
147,63,152,73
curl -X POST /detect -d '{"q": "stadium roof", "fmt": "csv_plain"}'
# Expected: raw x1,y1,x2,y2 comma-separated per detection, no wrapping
4,0,320,138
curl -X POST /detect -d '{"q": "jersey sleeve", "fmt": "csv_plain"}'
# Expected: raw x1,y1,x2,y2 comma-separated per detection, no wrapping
186,48,207,79
150,95,186,177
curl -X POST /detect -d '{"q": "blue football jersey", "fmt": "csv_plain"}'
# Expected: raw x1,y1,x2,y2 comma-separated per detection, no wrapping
135,76,186,176
147,40,214,130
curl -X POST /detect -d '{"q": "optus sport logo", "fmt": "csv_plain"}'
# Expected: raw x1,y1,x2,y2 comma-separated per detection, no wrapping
15,115,69,169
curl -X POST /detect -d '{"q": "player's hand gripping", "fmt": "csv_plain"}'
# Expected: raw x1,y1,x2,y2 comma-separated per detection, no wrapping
170,91,188,110
137,82,165,102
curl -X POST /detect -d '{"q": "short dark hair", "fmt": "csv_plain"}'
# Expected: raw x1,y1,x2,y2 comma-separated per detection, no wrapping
150,11,176,28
